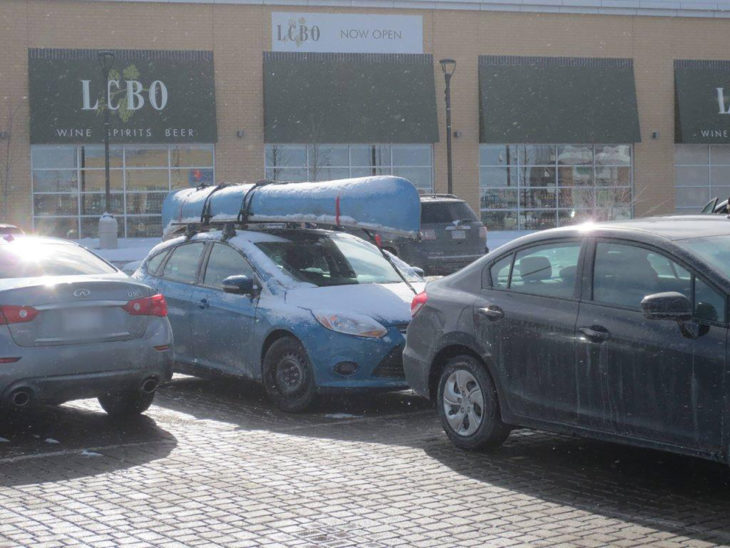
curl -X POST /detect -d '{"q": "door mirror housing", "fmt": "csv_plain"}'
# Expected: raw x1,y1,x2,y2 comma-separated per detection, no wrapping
641,291,692,321
222,275,257,295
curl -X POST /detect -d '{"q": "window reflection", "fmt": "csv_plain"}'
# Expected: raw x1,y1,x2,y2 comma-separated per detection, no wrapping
265,143,433,192
31,144,215,238
480,144,634,230
674,144,730,213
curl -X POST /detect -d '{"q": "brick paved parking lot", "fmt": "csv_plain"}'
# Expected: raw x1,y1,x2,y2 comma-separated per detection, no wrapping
1,375,730,547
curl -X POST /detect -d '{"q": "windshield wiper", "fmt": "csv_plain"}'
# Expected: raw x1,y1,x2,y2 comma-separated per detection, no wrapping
363,229,418,295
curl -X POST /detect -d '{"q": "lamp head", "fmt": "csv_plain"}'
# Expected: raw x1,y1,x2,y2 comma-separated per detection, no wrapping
97,50,115,73
439,58,456,76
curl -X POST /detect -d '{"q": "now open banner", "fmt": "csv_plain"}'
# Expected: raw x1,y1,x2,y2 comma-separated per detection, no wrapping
28,48,217,144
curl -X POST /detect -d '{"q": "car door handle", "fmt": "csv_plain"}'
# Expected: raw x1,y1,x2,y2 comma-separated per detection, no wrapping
478,306,504,321
579,326,609,343
198,298,209,310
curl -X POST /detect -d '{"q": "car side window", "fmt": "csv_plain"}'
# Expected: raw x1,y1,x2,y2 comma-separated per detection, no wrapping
489,254,513,289
593,242,725,320
509,242,580,298
161,242,205,284
203,243,254,289
594,242,681,309
146,249,170,277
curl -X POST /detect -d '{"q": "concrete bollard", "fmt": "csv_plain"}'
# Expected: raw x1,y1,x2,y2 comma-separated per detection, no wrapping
98,212,118,249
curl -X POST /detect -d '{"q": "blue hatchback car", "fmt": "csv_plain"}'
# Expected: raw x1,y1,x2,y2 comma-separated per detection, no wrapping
134,227,424,411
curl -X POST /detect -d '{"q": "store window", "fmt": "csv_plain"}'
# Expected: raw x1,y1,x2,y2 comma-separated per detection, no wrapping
479,144,633,230
31,144,214,238
674,145,730,212
264,144,433,192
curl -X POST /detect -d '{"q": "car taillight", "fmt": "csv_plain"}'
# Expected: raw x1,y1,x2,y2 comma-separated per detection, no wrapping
411,291,428,317
479,226,487,239
420,229,437,241
123,294,168,317
0,305,39,325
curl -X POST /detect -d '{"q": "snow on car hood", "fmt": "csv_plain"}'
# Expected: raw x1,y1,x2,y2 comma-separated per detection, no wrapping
285,281,425,326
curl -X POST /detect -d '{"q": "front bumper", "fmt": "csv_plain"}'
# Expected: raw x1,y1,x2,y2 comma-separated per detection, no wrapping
303,324,410,391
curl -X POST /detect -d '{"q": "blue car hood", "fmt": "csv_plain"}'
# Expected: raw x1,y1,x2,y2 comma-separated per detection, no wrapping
285,282,424,326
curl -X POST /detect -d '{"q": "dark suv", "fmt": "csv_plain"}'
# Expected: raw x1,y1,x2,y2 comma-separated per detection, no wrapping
376,195,487,275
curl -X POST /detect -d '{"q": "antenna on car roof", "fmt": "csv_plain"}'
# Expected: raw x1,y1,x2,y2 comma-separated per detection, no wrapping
363,229,418,295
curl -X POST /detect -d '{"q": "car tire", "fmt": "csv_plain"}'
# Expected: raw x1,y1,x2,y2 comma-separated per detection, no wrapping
263,337,316,413
437,355,510,451
98,390,155,418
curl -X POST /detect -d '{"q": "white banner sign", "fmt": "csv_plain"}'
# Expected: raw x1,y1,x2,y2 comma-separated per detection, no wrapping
272,13,423,54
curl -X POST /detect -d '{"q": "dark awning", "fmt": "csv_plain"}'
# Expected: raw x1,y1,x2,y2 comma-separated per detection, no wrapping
479,56,641,144
263,52,438,143
675,60,730,143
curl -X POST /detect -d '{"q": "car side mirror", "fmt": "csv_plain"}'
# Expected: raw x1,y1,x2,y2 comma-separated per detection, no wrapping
222,275,257,296
641,292,692,321
412,266,425,278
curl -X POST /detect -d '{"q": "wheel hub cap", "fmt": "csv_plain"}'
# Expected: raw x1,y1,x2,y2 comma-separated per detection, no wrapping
443,369,485,437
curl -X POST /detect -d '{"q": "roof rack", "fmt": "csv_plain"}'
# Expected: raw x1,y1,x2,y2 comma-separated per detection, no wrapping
420,193,460,199
165,218,345,241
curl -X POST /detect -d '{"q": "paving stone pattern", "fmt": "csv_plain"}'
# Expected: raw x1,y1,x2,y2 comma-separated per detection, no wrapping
0,375,729,547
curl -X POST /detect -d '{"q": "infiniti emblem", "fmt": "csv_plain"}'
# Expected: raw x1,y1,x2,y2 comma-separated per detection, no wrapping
73,289,91,298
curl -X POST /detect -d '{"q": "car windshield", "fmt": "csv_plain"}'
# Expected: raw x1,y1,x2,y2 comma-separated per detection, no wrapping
0,241,117,279
421,201,478,223
255,233,418,286
676,236,730,273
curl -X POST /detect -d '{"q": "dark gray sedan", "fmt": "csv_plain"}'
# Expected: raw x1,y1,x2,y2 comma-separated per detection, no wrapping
0,236,172,416
404,216,730,463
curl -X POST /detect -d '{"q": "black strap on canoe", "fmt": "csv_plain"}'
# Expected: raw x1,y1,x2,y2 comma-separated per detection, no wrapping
237,180,275,224
200,184,229,225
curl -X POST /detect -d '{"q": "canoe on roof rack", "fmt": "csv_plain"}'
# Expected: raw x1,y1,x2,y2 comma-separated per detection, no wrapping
161,175,421,240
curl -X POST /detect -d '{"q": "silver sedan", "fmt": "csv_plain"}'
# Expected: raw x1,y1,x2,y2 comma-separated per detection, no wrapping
0,235,173,416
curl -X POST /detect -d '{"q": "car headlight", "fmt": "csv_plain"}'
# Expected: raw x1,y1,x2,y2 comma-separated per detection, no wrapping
312,311,387,338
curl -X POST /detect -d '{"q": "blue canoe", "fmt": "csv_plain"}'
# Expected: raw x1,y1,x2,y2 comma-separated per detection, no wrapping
161,176,421,239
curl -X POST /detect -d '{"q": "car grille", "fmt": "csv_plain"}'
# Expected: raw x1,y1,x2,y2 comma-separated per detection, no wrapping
373,346,405,379
396,323,409,336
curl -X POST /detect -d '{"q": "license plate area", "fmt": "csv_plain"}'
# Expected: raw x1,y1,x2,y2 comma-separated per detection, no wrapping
451,230,466,240
63,309,105,335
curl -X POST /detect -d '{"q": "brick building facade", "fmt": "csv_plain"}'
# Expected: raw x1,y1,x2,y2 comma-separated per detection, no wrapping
2,0,730,238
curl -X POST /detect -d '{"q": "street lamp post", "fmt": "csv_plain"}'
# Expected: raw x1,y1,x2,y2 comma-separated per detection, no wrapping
439,58,456,195
97,50,117,248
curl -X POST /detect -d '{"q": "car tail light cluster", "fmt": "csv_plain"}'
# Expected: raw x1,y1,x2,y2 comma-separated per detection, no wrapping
479,226,488,240
122,294,168,317
411,291,428,317
0,305,39,325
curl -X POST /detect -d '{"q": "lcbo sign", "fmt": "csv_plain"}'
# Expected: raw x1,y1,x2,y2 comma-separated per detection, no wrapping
28,49,217,144
271,13,423,54
81,79,169,112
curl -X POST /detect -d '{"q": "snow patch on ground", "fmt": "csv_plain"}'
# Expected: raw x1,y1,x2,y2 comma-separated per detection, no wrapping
324,413,361,420
79,237,162,265
44,438,60,444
